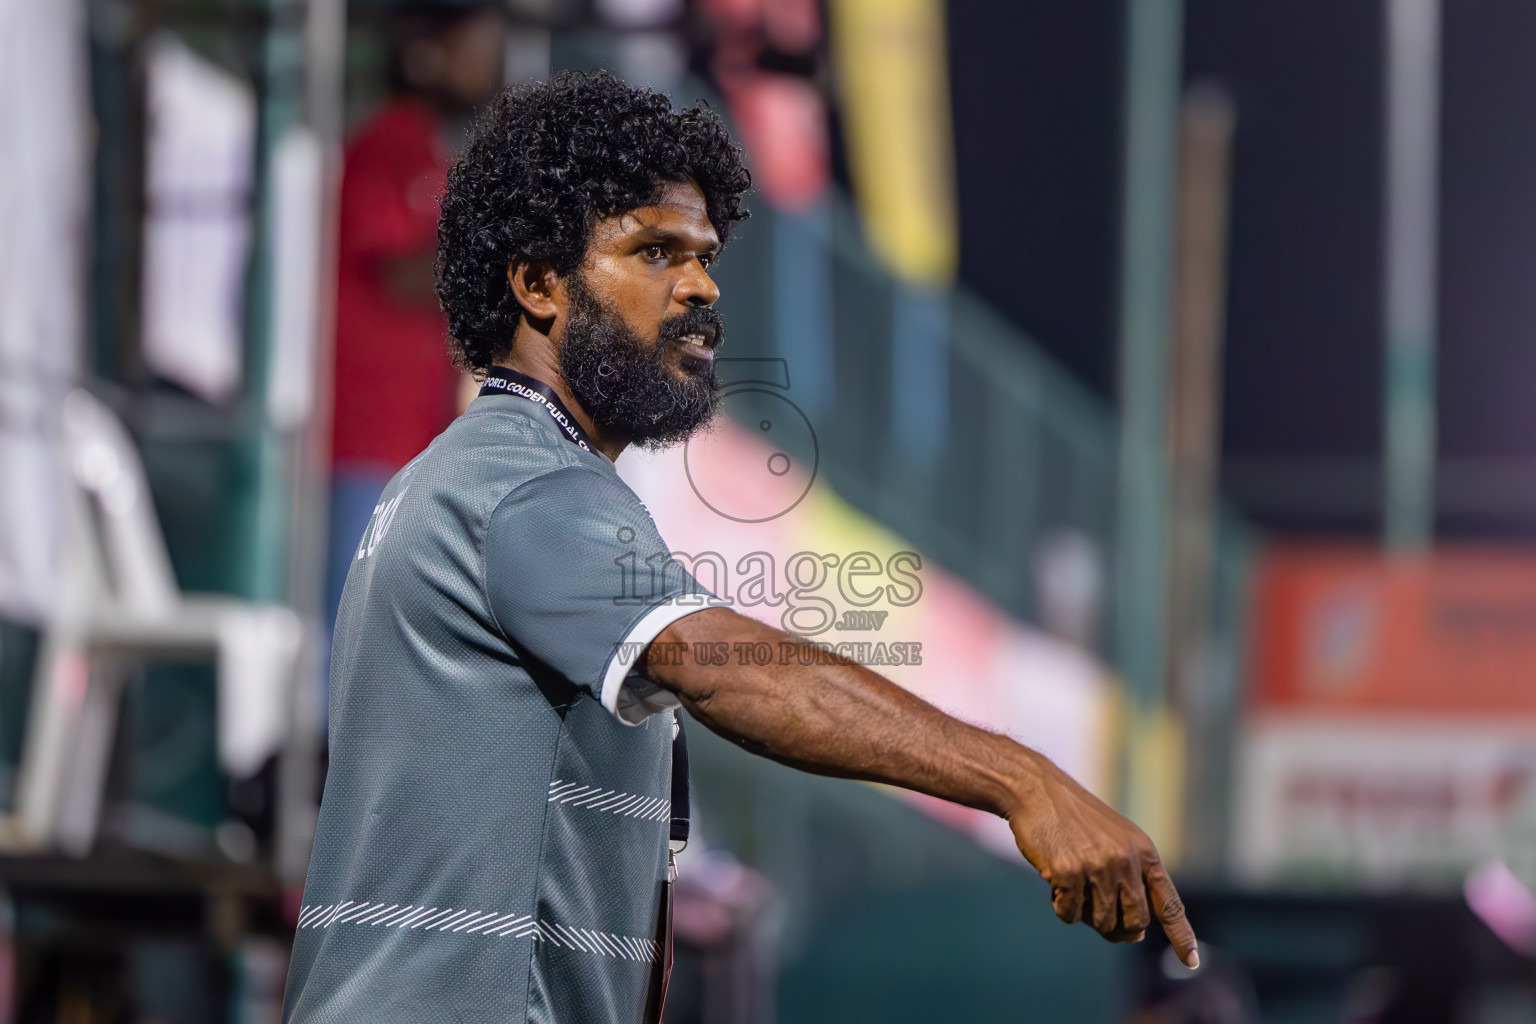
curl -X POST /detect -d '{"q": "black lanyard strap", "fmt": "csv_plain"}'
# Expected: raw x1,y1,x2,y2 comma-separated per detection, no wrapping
478,364,690,844
670,723,690,845
478,365,594,452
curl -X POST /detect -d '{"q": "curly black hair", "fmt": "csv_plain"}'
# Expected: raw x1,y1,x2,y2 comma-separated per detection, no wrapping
435,70,752,371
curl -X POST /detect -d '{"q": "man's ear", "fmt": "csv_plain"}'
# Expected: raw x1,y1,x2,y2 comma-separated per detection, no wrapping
508,259,560,322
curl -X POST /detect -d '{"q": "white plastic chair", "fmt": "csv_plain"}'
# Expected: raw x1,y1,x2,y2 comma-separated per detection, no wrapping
4,389,308,858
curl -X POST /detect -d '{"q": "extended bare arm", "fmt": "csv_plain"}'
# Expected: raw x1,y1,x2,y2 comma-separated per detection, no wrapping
648,607,1198,966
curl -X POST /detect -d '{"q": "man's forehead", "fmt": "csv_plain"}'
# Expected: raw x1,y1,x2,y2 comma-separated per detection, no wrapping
598,181,718,245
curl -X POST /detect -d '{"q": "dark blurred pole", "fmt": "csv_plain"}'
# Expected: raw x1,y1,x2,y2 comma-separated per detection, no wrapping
288,0,346,627
270,0,345,885
291,2,345,614
1114,0,1182,819
1382,0,1440,554
1165,83,1234,874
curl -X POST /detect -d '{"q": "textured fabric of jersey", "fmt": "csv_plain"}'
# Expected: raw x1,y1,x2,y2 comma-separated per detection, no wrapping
283,391,713,1023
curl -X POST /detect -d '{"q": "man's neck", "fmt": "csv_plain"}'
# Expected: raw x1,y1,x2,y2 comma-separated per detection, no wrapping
496,343,628,462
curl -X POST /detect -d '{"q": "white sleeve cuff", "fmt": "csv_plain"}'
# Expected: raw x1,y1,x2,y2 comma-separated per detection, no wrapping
600,599,718,726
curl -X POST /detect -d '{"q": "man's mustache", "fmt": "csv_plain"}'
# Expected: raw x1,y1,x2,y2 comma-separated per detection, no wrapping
657,307,726,351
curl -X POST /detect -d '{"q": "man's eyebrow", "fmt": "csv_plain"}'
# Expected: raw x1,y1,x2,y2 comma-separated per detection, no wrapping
631,226,720,252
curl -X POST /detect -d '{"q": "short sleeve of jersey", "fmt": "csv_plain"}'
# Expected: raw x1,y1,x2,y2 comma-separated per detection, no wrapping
484,464,715,725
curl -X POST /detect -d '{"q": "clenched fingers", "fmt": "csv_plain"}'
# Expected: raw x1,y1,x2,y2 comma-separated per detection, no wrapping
1118,877,1151,937
1051,873,1085,925
1087,869,1119,936
1084,862,1151,943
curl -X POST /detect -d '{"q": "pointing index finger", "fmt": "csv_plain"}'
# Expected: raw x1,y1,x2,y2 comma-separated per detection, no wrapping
1146,861,1199,969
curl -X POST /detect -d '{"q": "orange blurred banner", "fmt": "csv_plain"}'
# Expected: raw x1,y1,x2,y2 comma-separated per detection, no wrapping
1252,546,1536,715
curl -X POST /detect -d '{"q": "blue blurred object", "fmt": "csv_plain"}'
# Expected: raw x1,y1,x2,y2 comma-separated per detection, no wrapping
326,466,393,629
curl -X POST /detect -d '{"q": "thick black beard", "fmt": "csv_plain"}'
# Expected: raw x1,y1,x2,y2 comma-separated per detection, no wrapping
559,274,724,451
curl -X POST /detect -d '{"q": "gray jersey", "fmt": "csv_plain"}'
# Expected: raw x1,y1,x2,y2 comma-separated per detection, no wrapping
283,388,711,1023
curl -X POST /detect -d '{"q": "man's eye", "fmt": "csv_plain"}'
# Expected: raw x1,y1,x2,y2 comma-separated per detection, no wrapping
642,244,665,261
698,254,714,270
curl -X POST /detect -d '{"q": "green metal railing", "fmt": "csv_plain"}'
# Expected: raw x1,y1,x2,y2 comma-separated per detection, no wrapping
711,198,1123,648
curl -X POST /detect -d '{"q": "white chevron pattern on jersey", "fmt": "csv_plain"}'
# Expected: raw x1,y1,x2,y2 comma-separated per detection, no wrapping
294,901,662,963
546,780,671,822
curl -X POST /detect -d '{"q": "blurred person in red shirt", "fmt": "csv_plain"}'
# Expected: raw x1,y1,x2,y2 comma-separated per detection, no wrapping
327,2,505,631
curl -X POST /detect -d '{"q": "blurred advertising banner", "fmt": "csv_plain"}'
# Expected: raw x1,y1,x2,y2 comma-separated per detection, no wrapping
1252,546,1536,713
1236,547,1536,885
1234,715,1536,887
618,409,1115,860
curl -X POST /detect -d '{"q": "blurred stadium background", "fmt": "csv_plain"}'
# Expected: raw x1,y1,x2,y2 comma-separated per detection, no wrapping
4,0,1536,1021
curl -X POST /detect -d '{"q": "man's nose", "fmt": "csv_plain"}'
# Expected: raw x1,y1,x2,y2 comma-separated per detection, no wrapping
675,260,720,307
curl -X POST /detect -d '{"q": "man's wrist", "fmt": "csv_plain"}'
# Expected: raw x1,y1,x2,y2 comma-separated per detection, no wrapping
986,739,1049,822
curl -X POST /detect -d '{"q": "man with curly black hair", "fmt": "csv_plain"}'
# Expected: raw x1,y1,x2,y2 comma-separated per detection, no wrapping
284,71,1194,1024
